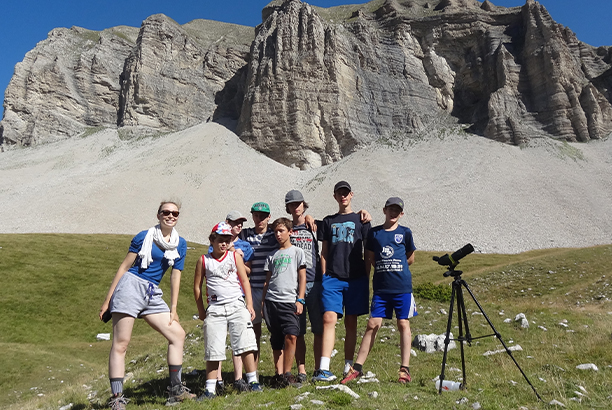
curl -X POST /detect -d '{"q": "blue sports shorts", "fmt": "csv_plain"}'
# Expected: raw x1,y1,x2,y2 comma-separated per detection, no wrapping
321,275,369,318
370,292,418,320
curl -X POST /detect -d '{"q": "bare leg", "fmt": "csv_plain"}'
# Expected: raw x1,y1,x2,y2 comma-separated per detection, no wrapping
397,319,411,367
313,333,323,371
109,314,135,378
253,322,262,363
143,312,186,366
240,351,257,374
354,317,382,365
206,361,220,380
343,314,358,362
232,355,244,380
272,350,283,375
283,335,297,374
321,311,338,360
296,335,306,374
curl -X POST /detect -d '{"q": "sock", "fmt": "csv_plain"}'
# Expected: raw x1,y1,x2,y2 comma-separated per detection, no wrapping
206,379,217,394
110,378,123,396
344,360,353,374
169,364,182,387
246,371,257,384
320,357,331,371
353,363,363,373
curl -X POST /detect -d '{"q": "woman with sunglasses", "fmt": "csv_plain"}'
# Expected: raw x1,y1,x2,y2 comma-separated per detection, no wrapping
99,201,194,410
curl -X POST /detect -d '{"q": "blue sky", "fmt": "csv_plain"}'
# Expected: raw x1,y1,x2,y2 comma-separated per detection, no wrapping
0,0,610,106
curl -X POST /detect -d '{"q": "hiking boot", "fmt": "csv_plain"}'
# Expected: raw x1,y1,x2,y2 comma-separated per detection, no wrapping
296,373,308,383
196,391,216,401
108,394,129,410
312,369,337,382
166,383,196,406
215,380,226,395
340,366,363,384
398,367,412,384
249,381,264,392
233,378,250,393
283,373,303,388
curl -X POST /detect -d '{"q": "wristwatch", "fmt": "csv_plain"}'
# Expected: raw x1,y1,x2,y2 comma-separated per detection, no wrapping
297,298,306,305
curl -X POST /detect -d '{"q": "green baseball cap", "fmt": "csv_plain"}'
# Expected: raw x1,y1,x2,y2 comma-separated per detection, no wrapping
250,202,270,213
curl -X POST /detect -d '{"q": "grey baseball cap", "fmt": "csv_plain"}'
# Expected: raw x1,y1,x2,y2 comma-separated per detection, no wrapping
226,210,247,222
384,197,405,210
285,190,305,205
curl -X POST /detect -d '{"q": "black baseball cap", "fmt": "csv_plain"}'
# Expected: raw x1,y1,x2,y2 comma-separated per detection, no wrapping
384,197,404,210
333,181,352,192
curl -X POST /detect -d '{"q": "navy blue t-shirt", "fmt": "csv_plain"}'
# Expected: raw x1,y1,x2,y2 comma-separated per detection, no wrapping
366,225,416,294
321,213,371,280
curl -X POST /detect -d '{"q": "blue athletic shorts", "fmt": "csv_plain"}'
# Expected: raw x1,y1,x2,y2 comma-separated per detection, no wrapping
370,293,418,320
321,275,369,318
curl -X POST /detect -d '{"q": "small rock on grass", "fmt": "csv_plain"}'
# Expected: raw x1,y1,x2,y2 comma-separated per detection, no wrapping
576,363,598,371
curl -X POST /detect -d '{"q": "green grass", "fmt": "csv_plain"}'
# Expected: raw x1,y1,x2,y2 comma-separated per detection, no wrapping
1,235,611,409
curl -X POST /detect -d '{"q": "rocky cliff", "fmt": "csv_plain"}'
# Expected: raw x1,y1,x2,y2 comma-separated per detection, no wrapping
2,0,611,168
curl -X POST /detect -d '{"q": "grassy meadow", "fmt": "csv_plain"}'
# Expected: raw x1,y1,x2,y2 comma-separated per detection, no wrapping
0,234,610,409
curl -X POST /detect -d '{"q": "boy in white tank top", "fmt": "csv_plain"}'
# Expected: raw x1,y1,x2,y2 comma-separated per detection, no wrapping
193,222,262,399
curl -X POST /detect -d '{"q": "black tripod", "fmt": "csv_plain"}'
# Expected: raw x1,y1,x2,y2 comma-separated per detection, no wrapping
438,266,542,400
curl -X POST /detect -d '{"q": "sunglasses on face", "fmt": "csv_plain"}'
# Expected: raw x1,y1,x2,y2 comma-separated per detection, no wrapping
159,210,180,217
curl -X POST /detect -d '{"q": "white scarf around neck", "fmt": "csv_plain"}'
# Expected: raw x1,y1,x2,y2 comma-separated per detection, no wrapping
138,224,180,269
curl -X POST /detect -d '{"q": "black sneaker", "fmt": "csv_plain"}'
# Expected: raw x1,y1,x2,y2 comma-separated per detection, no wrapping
270,373,287,388
233,378,250,393
296,373,307,383
283,373,303,388
215,380,225,395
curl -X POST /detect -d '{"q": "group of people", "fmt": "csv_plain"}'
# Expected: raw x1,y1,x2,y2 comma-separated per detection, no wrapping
99,181,417,409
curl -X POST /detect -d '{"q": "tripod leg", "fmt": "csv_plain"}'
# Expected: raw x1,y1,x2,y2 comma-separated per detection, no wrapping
460,280,542,401
438,281,457,394
455,281,468,389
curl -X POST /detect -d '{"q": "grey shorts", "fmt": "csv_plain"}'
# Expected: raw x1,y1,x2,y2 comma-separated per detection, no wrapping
109,272,169,318
203,298,258,361
251,287,264,325
300,281,323,335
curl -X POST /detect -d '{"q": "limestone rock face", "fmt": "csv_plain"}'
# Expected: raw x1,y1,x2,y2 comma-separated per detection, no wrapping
237,0,612,168
0,16,252,146
118,15,252,132
0,26,139,145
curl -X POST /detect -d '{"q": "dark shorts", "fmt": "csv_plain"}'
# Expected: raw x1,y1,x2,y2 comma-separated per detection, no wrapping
300,281,323,335
370,293,418,320
321,275,369,318
263,300,301,350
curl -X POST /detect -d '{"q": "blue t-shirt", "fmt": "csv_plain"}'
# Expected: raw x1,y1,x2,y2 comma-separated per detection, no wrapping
321,213,371,280
366,225,416,294
208,239,254,262
127,230,188,285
